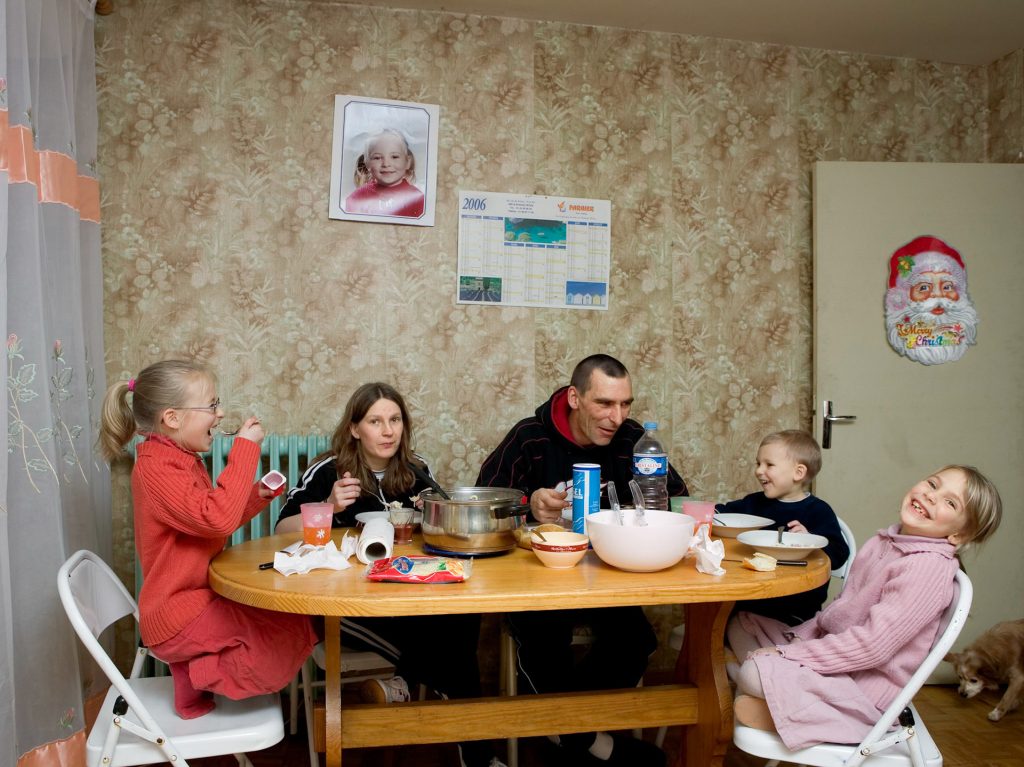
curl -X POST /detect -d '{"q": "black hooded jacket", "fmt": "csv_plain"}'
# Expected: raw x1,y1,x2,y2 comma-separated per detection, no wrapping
476,386,687,521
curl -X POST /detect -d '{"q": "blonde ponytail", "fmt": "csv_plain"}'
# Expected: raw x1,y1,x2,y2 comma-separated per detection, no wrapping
98,380,136,461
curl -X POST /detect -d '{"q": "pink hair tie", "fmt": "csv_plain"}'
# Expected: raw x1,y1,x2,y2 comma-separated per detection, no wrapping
127,378,136,392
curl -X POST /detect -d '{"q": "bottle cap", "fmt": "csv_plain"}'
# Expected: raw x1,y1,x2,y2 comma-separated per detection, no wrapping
643,421,658,430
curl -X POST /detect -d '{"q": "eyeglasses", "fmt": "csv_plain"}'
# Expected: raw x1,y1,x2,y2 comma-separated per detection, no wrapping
175,398,221,413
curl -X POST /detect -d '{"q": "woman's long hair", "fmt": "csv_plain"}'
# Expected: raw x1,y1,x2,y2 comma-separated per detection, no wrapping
324,382,422,497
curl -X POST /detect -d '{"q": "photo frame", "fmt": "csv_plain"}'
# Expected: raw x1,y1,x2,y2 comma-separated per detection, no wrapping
329,95,439,227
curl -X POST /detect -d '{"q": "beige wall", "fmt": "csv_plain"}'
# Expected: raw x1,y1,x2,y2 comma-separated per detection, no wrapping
96,1,1023,670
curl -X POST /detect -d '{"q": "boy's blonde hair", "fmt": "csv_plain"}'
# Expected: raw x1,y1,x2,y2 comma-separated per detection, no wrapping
98,359,210,461
940,464,1002,551
759,430,822,485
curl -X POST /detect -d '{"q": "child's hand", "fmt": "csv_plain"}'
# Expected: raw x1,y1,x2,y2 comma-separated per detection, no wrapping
235,417,265,444
787,520,808,534
330,472,362,511
748,646,783,658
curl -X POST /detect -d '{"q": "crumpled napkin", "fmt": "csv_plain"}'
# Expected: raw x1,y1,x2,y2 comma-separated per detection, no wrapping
273,534,358,576
690,524,725,575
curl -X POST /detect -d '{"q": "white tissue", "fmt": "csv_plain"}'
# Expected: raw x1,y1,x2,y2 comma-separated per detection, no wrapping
357,518,395,564
691,525,726,575
273,535,357,576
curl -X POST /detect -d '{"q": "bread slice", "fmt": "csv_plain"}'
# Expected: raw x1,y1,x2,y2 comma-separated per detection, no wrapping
743,552,778,571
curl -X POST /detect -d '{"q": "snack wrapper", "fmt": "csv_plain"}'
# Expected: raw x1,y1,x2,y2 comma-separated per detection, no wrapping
274,535,357,576
365,555,472,584
690,525,726,576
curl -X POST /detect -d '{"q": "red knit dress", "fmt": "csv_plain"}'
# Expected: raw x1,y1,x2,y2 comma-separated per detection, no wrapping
133,434,316,718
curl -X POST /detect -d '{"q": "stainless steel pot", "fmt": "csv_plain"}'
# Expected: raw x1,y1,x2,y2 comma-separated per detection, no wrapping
420,486,529,554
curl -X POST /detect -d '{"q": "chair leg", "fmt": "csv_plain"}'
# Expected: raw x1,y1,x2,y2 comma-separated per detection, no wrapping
288,673,299,736
302,658,319,767
654,725,667,749
500,624,519,767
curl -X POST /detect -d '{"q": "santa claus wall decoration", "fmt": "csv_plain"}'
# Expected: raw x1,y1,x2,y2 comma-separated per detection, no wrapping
884,235,978,365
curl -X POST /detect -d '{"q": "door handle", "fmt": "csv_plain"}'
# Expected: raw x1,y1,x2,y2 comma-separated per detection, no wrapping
822,400,857,449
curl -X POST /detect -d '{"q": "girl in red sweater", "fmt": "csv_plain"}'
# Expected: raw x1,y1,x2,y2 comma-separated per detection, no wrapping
99,359,316,719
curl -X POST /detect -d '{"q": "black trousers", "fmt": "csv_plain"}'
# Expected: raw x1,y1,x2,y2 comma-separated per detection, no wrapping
508,606,657,695
341,613,483,698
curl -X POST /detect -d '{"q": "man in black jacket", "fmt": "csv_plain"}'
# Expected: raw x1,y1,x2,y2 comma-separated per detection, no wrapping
477,354,688,766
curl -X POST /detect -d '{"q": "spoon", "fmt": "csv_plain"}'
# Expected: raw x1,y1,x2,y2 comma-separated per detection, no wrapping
607,482,624,525
408,461,451,500
531,529,548,542
627,480,648,527
778,525,786,544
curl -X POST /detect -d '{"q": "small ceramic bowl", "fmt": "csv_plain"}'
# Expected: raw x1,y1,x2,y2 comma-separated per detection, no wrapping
531,531,589,569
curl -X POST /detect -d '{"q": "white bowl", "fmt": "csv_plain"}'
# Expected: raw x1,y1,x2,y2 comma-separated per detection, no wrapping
737,530,828,561
587,509,695,572
355,510,423,526
711,512,773,538
531,531,589,569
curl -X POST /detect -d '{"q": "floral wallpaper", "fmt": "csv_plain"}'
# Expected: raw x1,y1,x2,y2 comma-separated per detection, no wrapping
96,0,1022,671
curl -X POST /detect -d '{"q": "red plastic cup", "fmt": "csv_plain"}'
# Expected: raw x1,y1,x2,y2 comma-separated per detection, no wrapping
300,502,333,546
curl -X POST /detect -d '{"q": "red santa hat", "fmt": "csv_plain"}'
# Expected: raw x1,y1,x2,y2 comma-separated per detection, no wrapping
888,235,967,291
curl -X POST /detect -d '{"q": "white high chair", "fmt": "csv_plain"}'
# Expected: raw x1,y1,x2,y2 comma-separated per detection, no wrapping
58,550,285,767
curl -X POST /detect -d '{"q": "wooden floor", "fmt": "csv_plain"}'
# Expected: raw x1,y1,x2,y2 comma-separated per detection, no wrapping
192,684,1023,766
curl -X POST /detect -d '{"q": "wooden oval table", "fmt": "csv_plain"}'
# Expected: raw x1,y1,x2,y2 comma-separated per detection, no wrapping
209,532,829,767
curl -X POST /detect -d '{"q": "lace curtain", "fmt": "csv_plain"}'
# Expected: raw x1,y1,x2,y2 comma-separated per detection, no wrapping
2,0,109,763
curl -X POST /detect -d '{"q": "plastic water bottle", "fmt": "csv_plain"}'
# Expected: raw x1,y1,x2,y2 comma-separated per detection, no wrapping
632,421,669,510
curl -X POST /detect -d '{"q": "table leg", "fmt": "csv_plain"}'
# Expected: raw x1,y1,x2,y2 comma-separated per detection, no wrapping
675,601,733,767
324,616,342,767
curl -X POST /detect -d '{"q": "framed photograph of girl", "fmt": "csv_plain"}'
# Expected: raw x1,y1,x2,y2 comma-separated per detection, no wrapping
329,95,439,227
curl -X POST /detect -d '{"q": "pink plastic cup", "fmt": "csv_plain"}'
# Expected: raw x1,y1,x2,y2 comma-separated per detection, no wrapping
300,502,333,546
681,500,715,532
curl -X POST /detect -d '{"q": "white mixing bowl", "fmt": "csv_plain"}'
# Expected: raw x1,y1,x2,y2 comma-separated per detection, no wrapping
586,509,695,572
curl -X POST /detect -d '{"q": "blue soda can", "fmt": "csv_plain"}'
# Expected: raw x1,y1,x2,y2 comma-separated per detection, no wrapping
572,463,601,536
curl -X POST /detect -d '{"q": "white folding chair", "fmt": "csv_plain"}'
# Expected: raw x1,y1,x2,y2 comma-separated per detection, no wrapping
58,550,285,767
734,568,973,767
832,516,858,583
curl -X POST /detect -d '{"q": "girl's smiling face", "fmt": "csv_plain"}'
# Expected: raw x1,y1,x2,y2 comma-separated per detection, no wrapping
366,134,412,187
899,468,967,544
167,375,223,453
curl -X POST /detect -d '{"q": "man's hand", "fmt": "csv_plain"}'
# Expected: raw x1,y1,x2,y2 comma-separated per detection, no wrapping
531,487,569,524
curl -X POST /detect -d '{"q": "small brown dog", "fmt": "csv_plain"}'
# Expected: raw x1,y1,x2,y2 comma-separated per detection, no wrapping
944,619,1024,721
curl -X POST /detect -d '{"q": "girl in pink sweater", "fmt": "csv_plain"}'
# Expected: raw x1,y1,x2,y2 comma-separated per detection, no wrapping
100,360,317,719
728,465,1001,750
